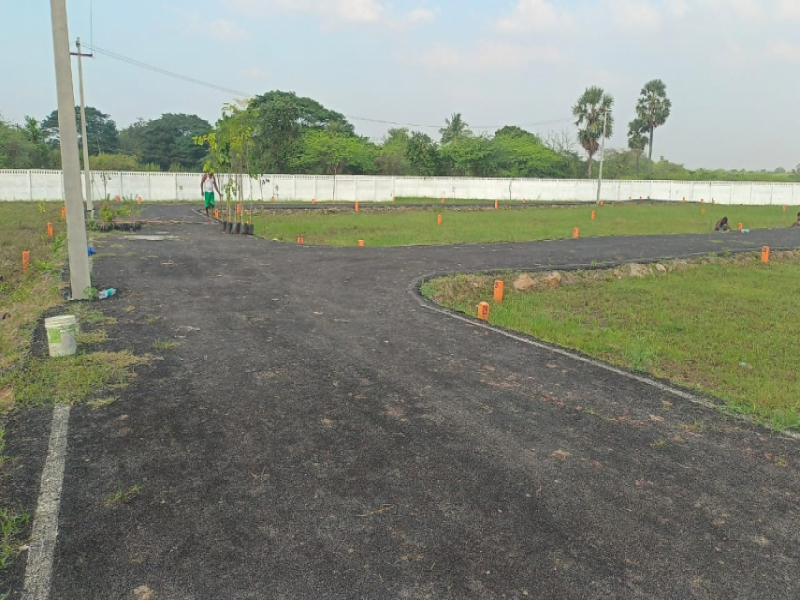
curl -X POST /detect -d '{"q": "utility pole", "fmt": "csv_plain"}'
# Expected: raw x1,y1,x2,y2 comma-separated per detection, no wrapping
50,0,91,300
596,108,610,205
72,37,93,213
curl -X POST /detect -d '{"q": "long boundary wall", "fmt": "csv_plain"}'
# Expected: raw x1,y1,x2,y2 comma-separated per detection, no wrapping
1,170,799,205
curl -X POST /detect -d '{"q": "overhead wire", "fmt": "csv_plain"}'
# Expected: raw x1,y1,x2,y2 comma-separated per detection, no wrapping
83,43,573,133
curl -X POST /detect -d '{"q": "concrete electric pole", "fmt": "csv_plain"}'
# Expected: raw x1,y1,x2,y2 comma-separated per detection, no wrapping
596,108,610,206
50,0,91,300
72,37,93,213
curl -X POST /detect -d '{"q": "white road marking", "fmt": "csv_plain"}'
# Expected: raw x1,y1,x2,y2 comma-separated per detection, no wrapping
22,404,71,600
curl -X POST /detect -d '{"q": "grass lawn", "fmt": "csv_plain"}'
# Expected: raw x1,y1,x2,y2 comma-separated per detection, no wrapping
254,202,796,246
421,253,800,431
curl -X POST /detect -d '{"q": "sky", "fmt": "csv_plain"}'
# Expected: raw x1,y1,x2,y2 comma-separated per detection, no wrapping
2,0,799,170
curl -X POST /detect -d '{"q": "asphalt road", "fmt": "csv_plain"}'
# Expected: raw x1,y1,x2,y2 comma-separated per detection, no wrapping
9,206,800,599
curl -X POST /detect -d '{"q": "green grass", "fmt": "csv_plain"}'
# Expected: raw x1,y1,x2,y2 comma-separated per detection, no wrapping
422,253,800,430
104,484,141,506
152,339,180,350
2,351,149,407
0,508,29,572
253,202,796,246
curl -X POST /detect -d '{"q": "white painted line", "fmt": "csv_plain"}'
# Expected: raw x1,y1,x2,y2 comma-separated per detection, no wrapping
22,404,71,600
415,293,800,442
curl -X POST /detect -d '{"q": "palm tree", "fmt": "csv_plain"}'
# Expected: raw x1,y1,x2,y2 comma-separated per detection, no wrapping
573,87,614,178
635,79,671,167
627,118,648,178
440,113,470,145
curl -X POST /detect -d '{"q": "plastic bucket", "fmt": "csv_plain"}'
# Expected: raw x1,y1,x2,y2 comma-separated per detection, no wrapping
45,315,78,358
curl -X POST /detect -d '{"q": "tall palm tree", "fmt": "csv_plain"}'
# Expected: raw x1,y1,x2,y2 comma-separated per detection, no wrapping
635,79,671,166
627,118,648,178
440,113,470,145
573,86,614,178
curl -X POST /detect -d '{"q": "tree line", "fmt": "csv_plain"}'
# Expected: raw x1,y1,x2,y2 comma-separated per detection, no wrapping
1,86,798,183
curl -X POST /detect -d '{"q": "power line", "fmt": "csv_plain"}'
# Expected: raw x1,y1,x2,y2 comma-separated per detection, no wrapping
83,43,573,133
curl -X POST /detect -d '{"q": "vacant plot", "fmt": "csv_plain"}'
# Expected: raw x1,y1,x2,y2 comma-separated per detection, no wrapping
253,202,795,246
422,252,800,430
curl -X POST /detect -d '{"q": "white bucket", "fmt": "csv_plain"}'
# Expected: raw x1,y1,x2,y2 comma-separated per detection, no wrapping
45,315,78,358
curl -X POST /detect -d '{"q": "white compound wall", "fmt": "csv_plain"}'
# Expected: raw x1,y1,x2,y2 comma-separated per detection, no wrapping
1,170,799,205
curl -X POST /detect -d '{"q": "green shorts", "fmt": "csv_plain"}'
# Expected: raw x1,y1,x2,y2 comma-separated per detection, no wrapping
204,191,215,209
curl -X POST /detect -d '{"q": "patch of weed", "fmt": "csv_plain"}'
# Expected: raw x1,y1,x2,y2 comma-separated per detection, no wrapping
105,484,141,506
0,508,29,571
76,329,108,345
152,339,180,351
87,397,118,409
2,351,149,407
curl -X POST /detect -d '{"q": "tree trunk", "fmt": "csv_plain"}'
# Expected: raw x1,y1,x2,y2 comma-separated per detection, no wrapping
587,155,593,179
647,126,655,176
636,153,640,178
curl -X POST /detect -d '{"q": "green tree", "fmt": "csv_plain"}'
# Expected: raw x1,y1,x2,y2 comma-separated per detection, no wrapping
635,79,671,166
118,118,148,156
136,113,211,171
493,128,568,178
573,87,614,178
375,128,411,175
41,106,119,155
0,116,52,168
293,129,375,175
440,135,495,176
440,113,470,145
249,91,355,173
405,132,439,176
627,118,649,178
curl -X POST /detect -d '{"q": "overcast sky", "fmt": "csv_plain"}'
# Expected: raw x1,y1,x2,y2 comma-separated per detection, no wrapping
3,0,799,170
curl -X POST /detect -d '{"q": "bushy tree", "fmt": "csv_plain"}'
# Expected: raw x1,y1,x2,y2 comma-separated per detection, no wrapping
440,113,471,145
136,113,211,171
627,118,649,178
293,129,375,175
405,132,439,176
375,128,411,175
41,106,119,155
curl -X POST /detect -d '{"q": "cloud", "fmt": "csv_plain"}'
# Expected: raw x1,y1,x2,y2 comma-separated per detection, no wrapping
777,0,800,19
770,41,800,61
225,0,434,27
182,11,250,41
495,0,573,33
406,40,566,70
609,0,662,30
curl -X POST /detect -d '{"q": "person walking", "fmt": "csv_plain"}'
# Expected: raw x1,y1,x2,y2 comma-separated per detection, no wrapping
201,171,222,219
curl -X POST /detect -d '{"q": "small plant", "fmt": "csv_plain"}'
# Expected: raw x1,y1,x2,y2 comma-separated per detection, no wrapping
651,439,667,448
87,397,117,409
104,484,141,506
152,339,180,351
0,508,30,570
99,201,116,224
83,286,99,301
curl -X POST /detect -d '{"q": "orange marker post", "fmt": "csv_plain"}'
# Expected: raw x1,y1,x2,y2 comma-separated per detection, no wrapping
61,205,66,219
437,214,442,226
702,208,705,215
591,210,596,221
22,251,30,274
312,198,317,205
493,280,504,303
738,222,743,231
297,237,304,245
478,302,490,321
441,197,445,205
494,199,498,210
682,197,686,203
355,202,359,213
138,196,142,205
761,246,770,264
46,222,54,238
358,240,365,247
115,195,120,203
392,195,396,202
573,228,580,239
783,205,787,212
599,200,604,206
